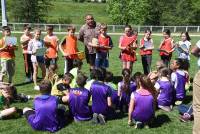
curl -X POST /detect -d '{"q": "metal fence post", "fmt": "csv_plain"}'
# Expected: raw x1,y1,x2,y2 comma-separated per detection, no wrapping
162,26,164,32
113,25,115,33
197,26,199,32
174,26,176,33
59,24,61,32
186,26,188,32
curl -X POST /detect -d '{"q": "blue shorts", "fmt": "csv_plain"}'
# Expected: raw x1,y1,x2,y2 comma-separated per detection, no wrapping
36,56,45,64
95,52,109,68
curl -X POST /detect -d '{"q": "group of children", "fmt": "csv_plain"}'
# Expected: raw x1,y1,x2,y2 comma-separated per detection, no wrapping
0,23,195,132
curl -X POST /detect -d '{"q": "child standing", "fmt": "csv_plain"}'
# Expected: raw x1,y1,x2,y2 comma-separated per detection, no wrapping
0,26,18,83
20,25,33,82
154,68,174,112
64,73,92,122
27,29,46,90
170,58,187,105
59,26,78,74
23,80,66,132
119,25,137,72
95,24,113,69
118,69,137,113
90,68,112,125
139,29,154,75
44,25,59,77
128,75,155,128
159,29,174,67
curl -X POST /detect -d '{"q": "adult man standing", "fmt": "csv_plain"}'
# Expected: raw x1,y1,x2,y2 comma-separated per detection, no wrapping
78,14,100,70
191,40,200,134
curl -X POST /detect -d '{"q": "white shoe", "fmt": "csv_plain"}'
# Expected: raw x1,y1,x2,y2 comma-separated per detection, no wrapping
23,107,33,115
34,85,40,90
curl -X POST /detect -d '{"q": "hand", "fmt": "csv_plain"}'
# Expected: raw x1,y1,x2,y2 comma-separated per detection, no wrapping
64,53,70,57
128,120,132,126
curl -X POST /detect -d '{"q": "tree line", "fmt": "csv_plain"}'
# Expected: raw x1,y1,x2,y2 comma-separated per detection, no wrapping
2,0,200,25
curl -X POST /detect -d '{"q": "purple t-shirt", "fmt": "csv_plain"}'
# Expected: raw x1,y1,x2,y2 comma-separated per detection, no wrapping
91,81,112,115
68,88,92,121
28,95,63,132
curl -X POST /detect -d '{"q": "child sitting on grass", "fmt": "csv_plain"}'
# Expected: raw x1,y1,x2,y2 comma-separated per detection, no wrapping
0,84,22,119
104,71,118,110
90,68,112,125
45,64,59,85
148,60,166,84
63,72,92,122
23,80,67,132
170,58,187,105
128,75,155,128
118,69,137,113
51,73,73,103
154,68,174,112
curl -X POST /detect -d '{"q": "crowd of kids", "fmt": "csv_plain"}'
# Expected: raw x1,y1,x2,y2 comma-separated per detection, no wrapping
0,21,197,132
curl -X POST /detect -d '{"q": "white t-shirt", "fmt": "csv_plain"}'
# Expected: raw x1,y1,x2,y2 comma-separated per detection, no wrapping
171,70,186,88
178,40,191,60
196,40,200,67
27,39,44,62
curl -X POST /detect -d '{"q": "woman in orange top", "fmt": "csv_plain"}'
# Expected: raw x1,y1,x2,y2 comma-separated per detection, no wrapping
119,25,137,72
59,26,78,74
159,29,174,67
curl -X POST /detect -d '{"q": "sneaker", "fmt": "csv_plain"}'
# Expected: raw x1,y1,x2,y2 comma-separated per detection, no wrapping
180,113,191,122
98,114,106,125
23,107,33,115
34,86,40,91
158,105,171,112
175,101,183,106
92,113,98,124
134,121,143,129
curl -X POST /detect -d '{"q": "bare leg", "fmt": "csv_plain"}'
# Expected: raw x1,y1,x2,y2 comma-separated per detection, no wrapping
39,63,46,79
0,107,16,118
32,63,38,86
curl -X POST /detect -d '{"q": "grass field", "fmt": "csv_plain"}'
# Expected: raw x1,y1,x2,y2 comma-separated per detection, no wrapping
47,1,111,24
0,33,199,134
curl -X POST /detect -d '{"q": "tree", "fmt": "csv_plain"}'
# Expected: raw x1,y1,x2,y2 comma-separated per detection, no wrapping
8,0,52,23
107,0,149,25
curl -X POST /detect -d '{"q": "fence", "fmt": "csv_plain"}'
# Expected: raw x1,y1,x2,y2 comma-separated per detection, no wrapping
2,23,200,33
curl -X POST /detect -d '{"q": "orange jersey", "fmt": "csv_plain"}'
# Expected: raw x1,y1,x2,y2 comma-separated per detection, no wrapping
140,37,153,56
98,34,112,52
0,38,15,59
20,34,33,53
62,35,78,59
44,35,59,59
160,38,173,56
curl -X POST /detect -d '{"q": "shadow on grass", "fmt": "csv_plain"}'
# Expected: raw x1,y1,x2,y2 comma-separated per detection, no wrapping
183,95,192,104
150,114,171,128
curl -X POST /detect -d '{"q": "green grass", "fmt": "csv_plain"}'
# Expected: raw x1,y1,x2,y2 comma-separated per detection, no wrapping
0,33,199,134
47,1,112,24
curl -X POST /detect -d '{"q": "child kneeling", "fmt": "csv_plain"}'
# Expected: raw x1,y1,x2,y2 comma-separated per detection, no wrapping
128,75,155,128
63,72,92,122
23,80,67,133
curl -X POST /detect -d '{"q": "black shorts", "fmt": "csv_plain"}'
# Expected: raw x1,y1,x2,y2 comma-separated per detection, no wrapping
85,47,96,66
24,110,35,119
45,58,57,68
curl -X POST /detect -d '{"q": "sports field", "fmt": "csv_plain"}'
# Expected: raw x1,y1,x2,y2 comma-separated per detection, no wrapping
0,33,199,134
